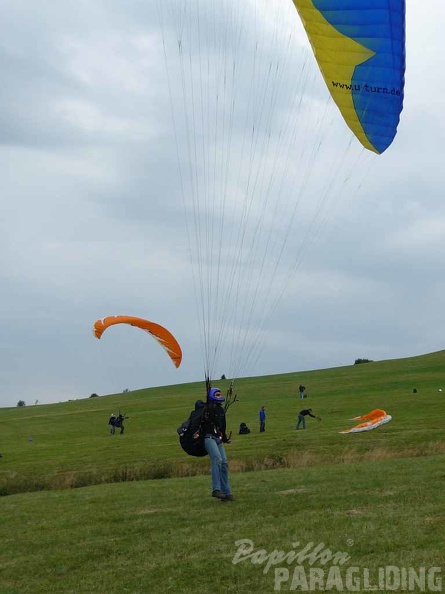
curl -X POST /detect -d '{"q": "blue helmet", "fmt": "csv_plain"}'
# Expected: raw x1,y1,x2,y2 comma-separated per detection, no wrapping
208,387,225,403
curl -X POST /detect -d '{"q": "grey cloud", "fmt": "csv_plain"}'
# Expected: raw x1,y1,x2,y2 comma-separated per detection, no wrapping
1,0,444,407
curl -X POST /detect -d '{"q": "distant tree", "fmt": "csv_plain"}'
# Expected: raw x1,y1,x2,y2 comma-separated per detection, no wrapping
354,358,374,365
220,374,226,380
89,393,99,398
17,400,26,407
123,388,130,393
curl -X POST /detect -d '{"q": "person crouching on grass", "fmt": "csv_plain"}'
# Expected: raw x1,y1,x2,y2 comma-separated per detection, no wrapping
202,387,234,502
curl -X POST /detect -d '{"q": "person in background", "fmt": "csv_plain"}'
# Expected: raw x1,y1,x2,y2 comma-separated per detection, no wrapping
298,384,306,399
108,414,116,435
115,413,126,435
239,422,251,434
259,406,266,432
296,408,321,430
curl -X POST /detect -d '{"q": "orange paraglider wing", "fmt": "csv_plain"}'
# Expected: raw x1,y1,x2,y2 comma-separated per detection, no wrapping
350,409,387,422
93,315,182,368
339,409,392,434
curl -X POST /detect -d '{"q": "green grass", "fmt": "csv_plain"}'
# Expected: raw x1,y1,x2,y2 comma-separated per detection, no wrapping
0,351,444,593
1,350,444,495
0,457,444,593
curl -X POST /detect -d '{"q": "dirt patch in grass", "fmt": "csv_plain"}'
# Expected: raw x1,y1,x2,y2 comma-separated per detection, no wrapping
425,515,445,525
277,487,307,495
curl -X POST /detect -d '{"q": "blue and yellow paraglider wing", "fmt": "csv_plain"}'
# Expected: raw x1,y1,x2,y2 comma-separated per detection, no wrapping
293,0,405,154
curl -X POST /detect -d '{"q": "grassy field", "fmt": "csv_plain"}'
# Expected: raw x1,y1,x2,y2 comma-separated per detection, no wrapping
1,350,444,495
1,351,444,592
1,457,444,593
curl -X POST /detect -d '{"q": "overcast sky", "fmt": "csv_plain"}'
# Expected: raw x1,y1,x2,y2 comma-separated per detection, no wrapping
1,1,444,408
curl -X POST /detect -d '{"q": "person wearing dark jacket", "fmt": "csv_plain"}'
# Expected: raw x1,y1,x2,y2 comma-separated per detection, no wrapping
296,408,319,430
202,387,234,501
108,414,116,435
115,413,126,434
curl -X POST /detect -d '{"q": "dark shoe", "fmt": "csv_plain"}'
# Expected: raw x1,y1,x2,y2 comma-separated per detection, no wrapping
221,493,235,501
212,490,224,499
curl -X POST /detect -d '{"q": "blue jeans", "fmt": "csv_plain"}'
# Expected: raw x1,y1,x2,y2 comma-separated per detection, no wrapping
204,436,231,495
296,414,306,429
